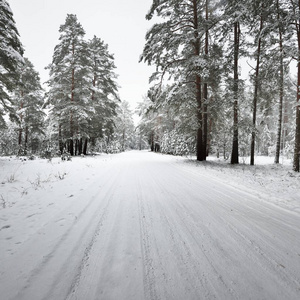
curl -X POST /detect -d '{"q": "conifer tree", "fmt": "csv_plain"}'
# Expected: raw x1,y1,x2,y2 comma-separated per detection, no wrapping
13,58,45,155
141,0,208,161
221,0,249,164
87,36,119,154
114,100,135,151
249,1,270,166
288,0,300,172
47,14,91,155
0,0,24,127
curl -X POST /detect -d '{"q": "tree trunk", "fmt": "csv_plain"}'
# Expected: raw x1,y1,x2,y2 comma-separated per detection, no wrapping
293,27,300,170
150,132,154,151
18,128,22,151
75,139,79,156
70,41,75,156
58,123,63,153
202,0,209,161
231,21,240,164
18,95,24,156
78,137,83,155
250,12,264,166
275,0,284,164
69,139,74,156
83,138,88,155
193,0,204,161
122,129,125,151
24,126,28,155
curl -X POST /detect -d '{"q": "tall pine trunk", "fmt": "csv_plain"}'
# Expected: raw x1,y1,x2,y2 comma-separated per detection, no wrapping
18,92,24,155
24,126,28,155
193,0,204,161
293,22,300,171
202,0,209,160
70,42,75,156
275,0,284,164
83,138,88,155
231,21,240,164
18,128,22,151
58,124,63,153
250,12,264,166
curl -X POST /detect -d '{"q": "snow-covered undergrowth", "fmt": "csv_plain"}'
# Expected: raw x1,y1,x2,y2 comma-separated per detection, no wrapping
177,155,300,214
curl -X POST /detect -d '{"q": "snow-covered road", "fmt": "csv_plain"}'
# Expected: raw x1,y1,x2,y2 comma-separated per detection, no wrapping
0,151,300,299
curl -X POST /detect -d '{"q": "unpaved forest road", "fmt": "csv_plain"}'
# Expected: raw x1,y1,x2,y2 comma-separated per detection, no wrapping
1,151,300,300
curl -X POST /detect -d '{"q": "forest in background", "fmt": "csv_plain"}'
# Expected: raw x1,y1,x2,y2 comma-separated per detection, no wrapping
1,0,300,171
138,0,300,171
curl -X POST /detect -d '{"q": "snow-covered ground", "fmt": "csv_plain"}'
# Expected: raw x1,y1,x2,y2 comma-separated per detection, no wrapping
0,151,299,299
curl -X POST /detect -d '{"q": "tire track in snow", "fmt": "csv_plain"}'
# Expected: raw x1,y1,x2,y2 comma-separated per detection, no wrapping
148,169,239,300
219,217,300,299
152,161,300,299
137,178,160,300
67,165,145,300
9,169,120,300
136,164,236,300
63,190,114,300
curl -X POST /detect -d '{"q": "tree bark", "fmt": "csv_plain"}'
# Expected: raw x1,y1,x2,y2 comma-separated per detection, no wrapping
83,138,88,155
58,124,63,153
69,139,74,156
275,0,284,164
24,126,28,155
78,137,83,155
250,11,264,166
193,0,204,161
231,21,240,164
293,22,300,170
70,42,75,156
202,0,209,161
18,92,24,155
150,131,154,152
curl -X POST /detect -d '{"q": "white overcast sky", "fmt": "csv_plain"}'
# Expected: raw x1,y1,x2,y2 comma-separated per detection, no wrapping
8,0,156,111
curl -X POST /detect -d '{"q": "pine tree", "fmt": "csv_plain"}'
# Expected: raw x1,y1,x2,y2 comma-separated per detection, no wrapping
114,101,135,151
274,0,286,164
87,36,119,154
0,0,24,127
141,0,209,161
221,0,250,164
13,58,45,155
47,14,91,156
288,0,300,172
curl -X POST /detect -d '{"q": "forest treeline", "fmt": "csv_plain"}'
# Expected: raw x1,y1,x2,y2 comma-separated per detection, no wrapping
0,2,138,157
1,0,300,172
137,0,300,171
